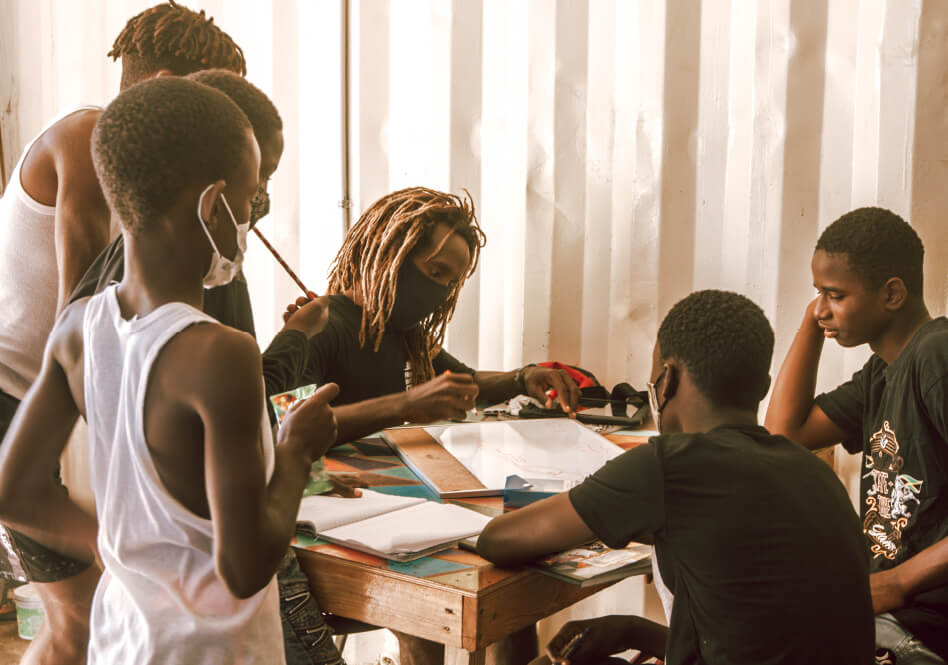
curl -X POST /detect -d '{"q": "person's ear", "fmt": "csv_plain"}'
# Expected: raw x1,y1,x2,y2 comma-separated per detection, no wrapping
198,180,227,230
882,277,908,312
662,362,680,403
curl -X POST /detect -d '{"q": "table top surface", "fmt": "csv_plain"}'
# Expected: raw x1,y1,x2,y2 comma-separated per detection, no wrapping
292,428,652,595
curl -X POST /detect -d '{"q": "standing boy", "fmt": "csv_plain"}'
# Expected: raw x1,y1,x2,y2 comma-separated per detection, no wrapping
478,290,874,665
0,4,246,661
766,207,948,663
69,68,345,665
0,77,338,664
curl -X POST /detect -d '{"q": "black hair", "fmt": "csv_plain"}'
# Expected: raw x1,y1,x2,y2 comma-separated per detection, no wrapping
815,207,925,296
187,69,282,140
657,290,774,411
92,77,252,235
109,1,246,88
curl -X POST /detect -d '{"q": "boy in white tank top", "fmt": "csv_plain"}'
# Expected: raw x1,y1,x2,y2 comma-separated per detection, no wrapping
0,4,250,661
0,76,338,665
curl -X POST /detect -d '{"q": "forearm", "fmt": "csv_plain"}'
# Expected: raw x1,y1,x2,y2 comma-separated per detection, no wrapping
218,445,313,598
332,395,409,445
477,494,594,566
0,484,97,564
474,370,520,404
764,312,825,441
884,537,948,602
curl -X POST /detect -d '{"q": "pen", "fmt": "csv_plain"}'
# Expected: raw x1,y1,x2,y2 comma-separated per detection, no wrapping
252,226,311,296
557,627,590,662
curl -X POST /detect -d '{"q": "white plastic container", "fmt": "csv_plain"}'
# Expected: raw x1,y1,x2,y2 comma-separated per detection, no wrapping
13,584,43,640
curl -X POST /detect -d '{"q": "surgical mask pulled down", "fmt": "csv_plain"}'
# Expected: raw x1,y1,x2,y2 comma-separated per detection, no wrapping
197,184,248,288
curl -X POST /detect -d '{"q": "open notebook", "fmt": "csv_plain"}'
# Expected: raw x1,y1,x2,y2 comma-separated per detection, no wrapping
296,489,491,562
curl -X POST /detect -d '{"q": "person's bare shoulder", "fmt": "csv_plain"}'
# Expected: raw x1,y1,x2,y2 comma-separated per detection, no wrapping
21,109,104,204
156,322,264,416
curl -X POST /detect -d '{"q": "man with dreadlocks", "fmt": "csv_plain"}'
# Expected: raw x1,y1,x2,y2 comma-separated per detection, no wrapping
290,186,582,665
0,3,245,663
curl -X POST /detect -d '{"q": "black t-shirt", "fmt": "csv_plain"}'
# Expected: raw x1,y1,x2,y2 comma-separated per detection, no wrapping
300,295,475,406
69,235,309,400
570,425,873,665
816,317,948,657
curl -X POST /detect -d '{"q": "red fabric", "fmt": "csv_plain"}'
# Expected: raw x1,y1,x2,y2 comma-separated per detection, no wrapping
537,361,599,399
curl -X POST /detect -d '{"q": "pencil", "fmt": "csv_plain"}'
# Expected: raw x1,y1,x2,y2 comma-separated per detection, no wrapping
252,226,311,296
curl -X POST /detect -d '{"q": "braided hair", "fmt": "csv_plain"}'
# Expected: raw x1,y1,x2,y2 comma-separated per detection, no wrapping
328,187,486,385
109,1,246,88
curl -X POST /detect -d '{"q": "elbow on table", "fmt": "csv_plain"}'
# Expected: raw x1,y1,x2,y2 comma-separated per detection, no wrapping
476,520,525,567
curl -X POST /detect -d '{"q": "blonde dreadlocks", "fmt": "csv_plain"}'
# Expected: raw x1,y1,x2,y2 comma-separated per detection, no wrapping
328,187,486,385
109,1,246,89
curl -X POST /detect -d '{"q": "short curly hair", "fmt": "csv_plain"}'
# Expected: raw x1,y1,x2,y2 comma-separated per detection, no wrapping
187,69,282,140
92,77,252,235
815,207,924,297
109,1,246,88
657,290,774,410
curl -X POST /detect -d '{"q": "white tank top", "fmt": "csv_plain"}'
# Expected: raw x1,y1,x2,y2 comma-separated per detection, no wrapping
83,285,283,665
0,105,101,398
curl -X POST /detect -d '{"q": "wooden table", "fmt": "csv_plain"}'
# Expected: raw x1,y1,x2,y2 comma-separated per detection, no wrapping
293,430,836,664
293,430,651,664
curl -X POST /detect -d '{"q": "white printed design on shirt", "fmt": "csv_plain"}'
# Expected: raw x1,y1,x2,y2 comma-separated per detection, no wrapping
862,420,923,560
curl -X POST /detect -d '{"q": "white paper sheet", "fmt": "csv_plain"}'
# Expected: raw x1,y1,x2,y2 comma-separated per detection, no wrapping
297,489,425,533
321,502,490,554
428,419,625,492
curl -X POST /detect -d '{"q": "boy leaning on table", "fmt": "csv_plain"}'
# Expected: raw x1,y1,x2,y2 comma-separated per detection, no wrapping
766,207,948,663
478,289,874,665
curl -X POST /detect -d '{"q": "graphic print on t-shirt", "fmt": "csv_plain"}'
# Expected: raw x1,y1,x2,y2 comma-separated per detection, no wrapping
862,420,923,560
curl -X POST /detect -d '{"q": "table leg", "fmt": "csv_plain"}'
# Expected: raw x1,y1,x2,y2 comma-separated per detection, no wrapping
444,647,486,665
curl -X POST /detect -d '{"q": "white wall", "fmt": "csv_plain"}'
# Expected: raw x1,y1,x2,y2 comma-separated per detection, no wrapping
2,0,947,648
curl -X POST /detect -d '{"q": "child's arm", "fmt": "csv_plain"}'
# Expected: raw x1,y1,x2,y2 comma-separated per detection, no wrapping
476,493,596,567
0,304,98,563
193,329,339,598
328,371,479,445
871,537,948,614
765,298,847,449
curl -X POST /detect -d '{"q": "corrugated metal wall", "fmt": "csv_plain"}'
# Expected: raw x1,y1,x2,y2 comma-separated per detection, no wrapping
2,0,947,640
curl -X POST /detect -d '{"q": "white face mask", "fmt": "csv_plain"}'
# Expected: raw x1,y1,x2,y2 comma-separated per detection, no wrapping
197,184,248,288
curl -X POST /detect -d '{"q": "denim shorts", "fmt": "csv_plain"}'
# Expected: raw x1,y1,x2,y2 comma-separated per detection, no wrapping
278,548,346,665
0,389,91,583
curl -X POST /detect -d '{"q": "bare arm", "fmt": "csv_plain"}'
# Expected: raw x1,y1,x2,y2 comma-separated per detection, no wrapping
330,371,479,446
765,299,847,449
50,111,112,312
477,493,596,567
871,535,948,614
0,304,97,563
475,365,580,414
194,330,339,598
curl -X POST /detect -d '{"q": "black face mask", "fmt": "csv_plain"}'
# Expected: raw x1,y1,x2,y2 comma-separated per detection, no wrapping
250,187,271,226
387,261,452,332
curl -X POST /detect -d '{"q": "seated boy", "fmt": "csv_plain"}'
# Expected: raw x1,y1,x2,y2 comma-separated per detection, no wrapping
0,77,338,664
766,208,948,663
289,186,583,664
477,289,874,665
